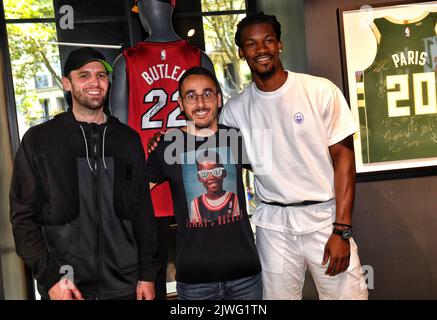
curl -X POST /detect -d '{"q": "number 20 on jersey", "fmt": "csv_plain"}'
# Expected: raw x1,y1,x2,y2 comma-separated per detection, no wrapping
387,71,437,117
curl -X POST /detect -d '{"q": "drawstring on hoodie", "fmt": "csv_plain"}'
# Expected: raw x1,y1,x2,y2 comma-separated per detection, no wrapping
79,125,94,174
79,124,108,174
102,126,108,171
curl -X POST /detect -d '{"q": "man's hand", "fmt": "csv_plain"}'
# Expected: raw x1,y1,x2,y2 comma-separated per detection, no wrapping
48,278,84,300
147,130,165,154
136,281,155,300
322,233,351,276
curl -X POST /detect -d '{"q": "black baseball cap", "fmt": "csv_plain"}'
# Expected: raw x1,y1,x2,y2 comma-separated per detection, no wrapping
63,47,113,77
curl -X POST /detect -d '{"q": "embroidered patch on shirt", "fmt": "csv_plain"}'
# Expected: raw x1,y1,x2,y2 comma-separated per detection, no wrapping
294,112,304,125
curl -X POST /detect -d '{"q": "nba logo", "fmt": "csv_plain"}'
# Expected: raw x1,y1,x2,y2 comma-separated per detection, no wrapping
161,49,167,61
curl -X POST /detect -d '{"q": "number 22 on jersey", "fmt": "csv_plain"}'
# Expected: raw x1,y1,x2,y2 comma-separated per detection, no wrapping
141,88,187,130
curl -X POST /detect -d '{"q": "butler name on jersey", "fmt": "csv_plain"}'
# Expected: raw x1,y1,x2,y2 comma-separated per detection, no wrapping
356,12,437,164
141,63,185,85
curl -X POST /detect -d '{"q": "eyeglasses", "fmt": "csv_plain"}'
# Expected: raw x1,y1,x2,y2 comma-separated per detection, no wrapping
197,167,225,179
182,90,217,105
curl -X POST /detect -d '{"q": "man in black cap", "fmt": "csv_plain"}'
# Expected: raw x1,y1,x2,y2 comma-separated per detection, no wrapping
10,47,160,300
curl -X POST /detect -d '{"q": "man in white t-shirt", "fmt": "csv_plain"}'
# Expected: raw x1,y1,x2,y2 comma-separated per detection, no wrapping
219,12,368,300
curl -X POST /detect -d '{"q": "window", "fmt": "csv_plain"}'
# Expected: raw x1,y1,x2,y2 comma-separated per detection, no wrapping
201,0,251,99
3,0,131,140
40,98,50,121
56,96,66,111
173,0,251,100
4,0,62,138
35,74,49,89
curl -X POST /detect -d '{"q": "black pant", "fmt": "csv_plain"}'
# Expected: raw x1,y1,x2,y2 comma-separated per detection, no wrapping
155,216,173,300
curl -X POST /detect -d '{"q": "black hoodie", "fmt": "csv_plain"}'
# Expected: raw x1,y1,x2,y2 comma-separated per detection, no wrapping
10,111,160,299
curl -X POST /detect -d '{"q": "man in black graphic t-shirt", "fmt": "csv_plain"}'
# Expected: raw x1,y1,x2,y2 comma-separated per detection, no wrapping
146,66,261,300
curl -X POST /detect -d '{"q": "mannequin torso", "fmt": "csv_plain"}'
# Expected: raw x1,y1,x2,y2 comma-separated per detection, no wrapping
109,0,214,122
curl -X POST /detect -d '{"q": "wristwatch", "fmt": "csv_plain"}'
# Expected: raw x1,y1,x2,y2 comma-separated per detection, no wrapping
333,227,352,240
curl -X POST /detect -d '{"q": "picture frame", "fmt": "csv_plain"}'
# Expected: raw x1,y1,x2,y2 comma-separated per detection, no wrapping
338,1,437,174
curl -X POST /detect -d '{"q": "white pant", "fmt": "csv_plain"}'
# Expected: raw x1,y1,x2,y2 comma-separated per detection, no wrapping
256,224,368,300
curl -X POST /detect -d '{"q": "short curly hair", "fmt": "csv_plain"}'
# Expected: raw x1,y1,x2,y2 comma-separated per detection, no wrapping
235,12,281,48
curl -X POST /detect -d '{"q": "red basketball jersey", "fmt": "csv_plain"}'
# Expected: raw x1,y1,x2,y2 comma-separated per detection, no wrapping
124,40,201,217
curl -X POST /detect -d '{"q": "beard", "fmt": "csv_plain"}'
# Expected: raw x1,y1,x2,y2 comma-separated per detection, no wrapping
71,89,107,111
254,64,277,80
77,94,106,110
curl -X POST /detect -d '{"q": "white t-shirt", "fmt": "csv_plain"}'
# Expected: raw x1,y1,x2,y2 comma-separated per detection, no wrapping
219,71,358,234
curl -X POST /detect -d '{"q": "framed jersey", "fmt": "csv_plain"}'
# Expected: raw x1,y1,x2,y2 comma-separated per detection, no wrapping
339,1,437,173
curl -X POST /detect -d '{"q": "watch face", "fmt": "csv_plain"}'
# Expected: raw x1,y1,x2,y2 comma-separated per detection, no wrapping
342,229,352,240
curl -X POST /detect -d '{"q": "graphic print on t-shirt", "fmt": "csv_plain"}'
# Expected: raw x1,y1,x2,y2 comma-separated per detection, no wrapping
181,147,241,228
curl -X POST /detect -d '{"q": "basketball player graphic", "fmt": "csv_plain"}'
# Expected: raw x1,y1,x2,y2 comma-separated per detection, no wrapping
189,151,240,228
